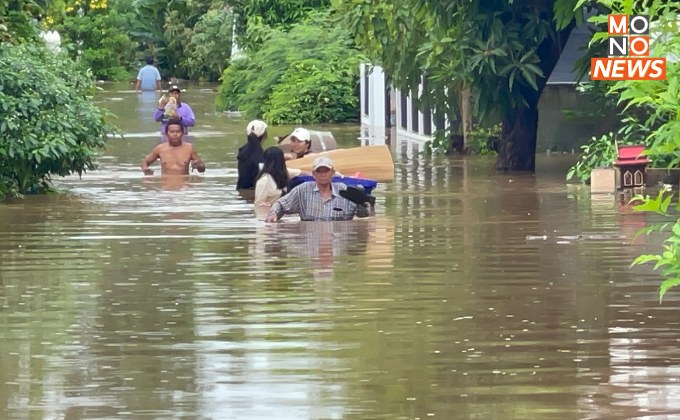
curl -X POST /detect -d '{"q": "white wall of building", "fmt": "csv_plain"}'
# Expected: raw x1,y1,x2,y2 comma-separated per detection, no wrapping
360,63,444,152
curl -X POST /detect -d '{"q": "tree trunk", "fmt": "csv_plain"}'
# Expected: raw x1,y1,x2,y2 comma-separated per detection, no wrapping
495,17,574,171
461,88,472,153
496,104,538,171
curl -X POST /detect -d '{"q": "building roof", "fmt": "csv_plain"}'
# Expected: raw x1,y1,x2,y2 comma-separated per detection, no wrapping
546,24,592,85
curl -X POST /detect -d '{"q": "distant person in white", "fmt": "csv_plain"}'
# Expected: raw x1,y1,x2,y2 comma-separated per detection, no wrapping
135,57,162,93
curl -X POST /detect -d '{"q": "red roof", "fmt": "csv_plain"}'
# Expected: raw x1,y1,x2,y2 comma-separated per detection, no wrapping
615,145,649,165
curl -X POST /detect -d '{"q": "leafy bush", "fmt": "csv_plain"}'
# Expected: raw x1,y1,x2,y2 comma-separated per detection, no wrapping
263,58,360,124
630,188,680,302
215,11,364,123
0,5,40,43
216,57,249,111
466,124,501,156
566,114,674,184
566,132,618,184
568,1,680,185
625,7,680,301
0,43,112,199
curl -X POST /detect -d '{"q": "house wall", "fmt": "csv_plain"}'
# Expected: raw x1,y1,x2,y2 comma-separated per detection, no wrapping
537,85,619,153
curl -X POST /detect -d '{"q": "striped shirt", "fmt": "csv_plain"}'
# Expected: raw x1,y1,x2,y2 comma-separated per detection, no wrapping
269,182,369,221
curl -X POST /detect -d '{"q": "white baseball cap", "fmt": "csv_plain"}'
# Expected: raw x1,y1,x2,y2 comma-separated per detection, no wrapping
290,127,311,142
246,119,267,137
312,156,334,171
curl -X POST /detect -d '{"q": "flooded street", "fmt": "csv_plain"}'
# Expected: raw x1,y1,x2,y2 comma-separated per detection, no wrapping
1,83,679,419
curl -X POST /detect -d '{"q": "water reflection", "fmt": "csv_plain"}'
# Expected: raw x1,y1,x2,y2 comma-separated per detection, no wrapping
249,218,394,282
136,91,161,127
141,174,204,191
1,83,679,419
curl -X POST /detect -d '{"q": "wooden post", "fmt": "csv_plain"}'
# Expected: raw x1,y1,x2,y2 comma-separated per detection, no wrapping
461,88,472,153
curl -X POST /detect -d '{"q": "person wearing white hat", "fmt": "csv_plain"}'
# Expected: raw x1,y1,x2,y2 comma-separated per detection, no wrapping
237,119,268,189
153,85,196,139
265,156,372,222
283,127,313,161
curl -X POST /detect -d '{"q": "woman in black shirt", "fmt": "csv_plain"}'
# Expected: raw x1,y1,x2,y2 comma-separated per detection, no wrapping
236,120,267,190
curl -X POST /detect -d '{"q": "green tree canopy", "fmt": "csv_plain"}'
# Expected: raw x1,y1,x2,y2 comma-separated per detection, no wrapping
334,0,582,171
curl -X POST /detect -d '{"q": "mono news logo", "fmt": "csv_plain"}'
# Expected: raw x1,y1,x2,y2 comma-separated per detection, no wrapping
591,14,667,81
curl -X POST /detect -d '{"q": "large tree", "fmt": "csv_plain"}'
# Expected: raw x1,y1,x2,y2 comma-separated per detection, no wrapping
334,0,582,171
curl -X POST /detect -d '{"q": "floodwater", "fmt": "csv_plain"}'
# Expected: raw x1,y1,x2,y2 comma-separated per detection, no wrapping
1,83,679,419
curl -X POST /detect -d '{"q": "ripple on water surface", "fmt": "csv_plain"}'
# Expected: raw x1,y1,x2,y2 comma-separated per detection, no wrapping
1,123,680,418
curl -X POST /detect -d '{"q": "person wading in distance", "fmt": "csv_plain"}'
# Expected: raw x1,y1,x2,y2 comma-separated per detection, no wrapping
154,85,196,139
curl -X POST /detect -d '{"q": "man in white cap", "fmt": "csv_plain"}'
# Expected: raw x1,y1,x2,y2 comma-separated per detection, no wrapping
153,85,196,139
283,127,313,160
265,156,372,222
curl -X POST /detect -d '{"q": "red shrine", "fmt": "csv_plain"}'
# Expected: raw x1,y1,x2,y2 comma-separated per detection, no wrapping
614,145,649,189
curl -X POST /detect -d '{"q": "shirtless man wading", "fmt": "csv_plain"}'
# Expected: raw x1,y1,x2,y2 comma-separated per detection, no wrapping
141,120,205,176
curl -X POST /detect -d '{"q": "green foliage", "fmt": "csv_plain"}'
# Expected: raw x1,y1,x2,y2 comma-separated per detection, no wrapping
568,2,680,183
426,130,451,155
576,1,680,162
226,0,331,51
216,12,363,123
183,9,233,82
0,43,112,199
333,0,583,169
466,124,500,156
28,0,335,83
609,27,680,167
565,119,667,184
565,81,620,120
52,4,135,81
6,0,334,83
0,1,43,43
425,123,500,156
42,0,233,81
127,0,225,79
630,188,680,302
583,0,680,302
333,0,466,126
465,7,552,120
126,0,168,66
566,132,617,183
216,57,248,111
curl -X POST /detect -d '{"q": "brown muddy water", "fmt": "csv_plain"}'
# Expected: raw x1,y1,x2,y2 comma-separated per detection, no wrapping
1,83,680,419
